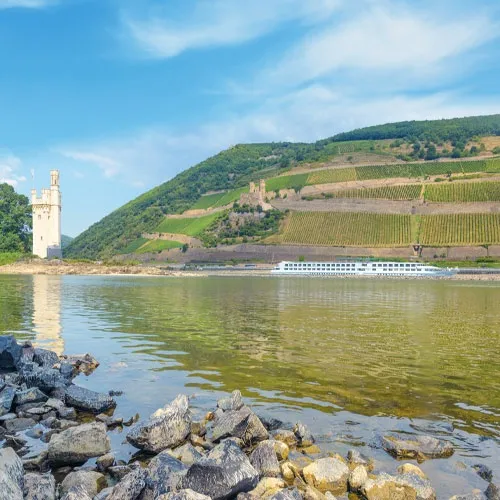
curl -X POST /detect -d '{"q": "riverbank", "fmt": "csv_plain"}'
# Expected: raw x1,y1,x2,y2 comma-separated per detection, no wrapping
0,335,497,500
2,260,500,281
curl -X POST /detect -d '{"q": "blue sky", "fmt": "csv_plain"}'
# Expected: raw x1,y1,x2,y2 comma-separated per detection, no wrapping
1,0,500,236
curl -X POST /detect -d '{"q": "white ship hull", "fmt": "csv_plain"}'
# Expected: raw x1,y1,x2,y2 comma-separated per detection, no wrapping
271,261,456,277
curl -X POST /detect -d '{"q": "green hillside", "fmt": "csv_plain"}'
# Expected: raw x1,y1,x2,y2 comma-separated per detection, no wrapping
65,114,500,258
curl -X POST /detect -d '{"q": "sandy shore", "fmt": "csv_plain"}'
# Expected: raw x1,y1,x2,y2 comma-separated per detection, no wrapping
1,260,500,281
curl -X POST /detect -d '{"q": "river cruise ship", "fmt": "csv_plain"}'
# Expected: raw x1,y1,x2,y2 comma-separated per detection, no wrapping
271,261,456,277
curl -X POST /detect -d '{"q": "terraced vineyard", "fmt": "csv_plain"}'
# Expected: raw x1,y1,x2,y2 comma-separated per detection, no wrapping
420,214,500,246
486,157,500,173
331,184,422,200
425,182,500,202
212,187,249,208
156,212,222,236
266,174,309,192
136,239,183,253
281,212,413,247
307,168,357,185
190,192,226,210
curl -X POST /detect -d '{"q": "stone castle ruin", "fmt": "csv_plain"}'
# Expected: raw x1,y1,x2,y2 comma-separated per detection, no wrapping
239,179,273,211
31,170,62,259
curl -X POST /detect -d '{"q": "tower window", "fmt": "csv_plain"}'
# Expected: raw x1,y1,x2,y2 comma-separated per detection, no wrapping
38,215,41,220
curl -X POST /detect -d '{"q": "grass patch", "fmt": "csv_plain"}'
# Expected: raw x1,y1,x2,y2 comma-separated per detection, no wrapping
120,238,149,254
136,239,183,253
156,212,224,236
213,187,249,208
190,192,226,210
265,174,309,192
0,252,23,266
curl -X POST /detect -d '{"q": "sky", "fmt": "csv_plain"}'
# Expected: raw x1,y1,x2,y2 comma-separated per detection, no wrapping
1,0,500,236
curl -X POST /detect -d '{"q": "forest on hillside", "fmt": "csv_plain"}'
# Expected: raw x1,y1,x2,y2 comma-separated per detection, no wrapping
0,183,32,253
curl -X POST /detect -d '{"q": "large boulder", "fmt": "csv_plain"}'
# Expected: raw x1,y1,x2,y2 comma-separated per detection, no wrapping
182,440,259,499
168,443,204,465
23,472,56,500
48,422,110,465
397,473,436,500
32,348,59,368
217,390,244,411
0,386,16,416
0,336,22,370
0,448,24,500
211,407,268,444
107,467,148,500
61,470,107,498
65,385,116,414
145,453,188,498
302,457,349,495
61,485,93,500
13,387,48,406
349,465,368,491
250,441,281,478
127,395,191,453
19,363,67,392
381,435,453,460
361,472,419,500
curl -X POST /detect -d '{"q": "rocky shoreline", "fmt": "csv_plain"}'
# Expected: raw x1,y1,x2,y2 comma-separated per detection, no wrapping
0,336,498,500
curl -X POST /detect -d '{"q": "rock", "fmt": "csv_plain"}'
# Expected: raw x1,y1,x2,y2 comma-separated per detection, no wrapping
486,483,500,500
398,464,427,479
107,467,148,500
0,386,16,416
127,395,191,453
182,440,259,499
258,415,285,432
4,417,36,432
61,485,93,500
32,348,59,368
19,364,67,392
250,441,281,478
397,473,436,500
96,453,115,471
361,473,419,500
238,477,286,499
65,385,116,414
381,435,453,460
0,412,16,421
349,465,368,491
294,422,314,447
473,464,493,483
159,490,211,500
301,445,321,455
145,453,187,497
281,462,298,482
109,465,134,481
302,457,349,495
95,487,113,500
347,449,369,468
449,492,486,500
0,448,23,490
22,450,48,471
271,429,298,447
268,488,302,500
259,439,289,461
168,443,204,465
190,434,214,451
0,336,22,370
217,390,244,411
59,353,99,375
61,470,107,498
23,472,56,500
13,387,48,407
211,407,268,444
190,420,206,437
48,422,110,466
0,470,23,500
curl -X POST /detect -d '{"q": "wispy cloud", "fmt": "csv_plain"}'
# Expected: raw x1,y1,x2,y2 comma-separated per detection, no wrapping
121,0,342,58
0,151,26,187
0,0,57,9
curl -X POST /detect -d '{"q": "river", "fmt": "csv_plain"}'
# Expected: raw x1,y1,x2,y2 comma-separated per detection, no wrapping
0,274,499,496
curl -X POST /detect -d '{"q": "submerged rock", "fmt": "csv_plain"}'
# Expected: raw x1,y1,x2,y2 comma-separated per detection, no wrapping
23,472,56,500
381,434,454,460
473,464,493,483
302,457,349,495
48,422,110,466
486,483,500,500
182,440,259,499
127,395,191,453
65,385,116,414
0,336,22,370
59,353,99,375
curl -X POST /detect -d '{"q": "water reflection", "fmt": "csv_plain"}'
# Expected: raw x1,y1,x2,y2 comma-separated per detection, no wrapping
32,275,64,355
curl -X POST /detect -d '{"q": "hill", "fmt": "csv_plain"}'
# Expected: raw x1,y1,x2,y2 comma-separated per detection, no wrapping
65,114,500,259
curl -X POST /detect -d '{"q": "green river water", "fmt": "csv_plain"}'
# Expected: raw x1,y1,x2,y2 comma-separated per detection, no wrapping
0,274,499,497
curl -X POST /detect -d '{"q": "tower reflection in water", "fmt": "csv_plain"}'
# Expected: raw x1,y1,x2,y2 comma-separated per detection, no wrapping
32,275,64,355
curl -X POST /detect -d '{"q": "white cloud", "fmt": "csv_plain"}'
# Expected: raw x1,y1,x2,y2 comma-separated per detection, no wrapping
122,0,342,58
0,152,26,187
0,0,57,8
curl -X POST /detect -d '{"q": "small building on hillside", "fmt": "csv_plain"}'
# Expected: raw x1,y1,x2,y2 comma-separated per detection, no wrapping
31,170,62,259
239,179,273,211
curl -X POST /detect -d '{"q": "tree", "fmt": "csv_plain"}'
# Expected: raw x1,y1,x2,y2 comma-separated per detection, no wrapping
0,183,32,253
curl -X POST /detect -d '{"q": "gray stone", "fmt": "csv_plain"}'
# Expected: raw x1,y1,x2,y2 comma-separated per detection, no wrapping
270,429,298,447
19,364,67,392
361,472,419,500
217,390,244,411
250,441,280,478
127,394,191,453
159,490,211,500
486,483,500,500
349,465,368,491
381,434,454,460
109,465,134,481
0,448,23,491
61,470,107,498
145,453,187,497
23,472,56,500
96,453,115,471
168,442,204,465
0,413,16,421
449,492,486,500
107,467,148,500
182,440,259,499
65,385,116,414
473,464,493,483
211,407,268,444
0,470,23,500
397,473,436,500
61,485,93,500
0,336,22,370
14,387,48,407
268,488,302,500
95,487,113,500
302,457,349,495
0,386,15,416
4,417,36,432
32,348,59,368
294,422,314,447
48,422,110,466
59,353,99,375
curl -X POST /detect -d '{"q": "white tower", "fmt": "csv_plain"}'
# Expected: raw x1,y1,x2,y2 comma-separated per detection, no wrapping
31,170,62,259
